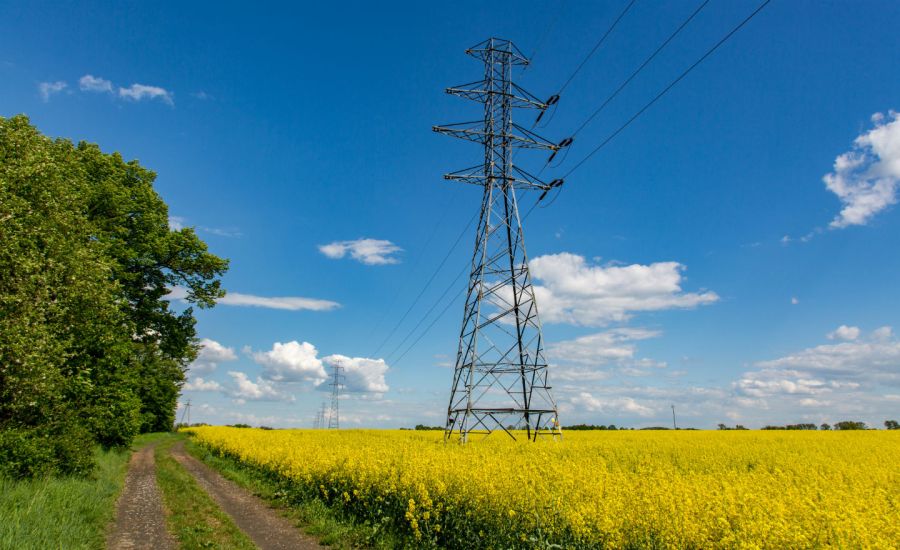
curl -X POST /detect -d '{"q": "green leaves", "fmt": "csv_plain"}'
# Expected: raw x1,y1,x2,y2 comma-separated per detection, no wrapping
0,115,228,475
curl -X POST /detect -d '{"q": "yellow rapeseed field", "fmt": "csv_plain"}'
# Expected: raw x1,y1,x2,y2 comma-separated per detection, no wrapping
187,427,899,549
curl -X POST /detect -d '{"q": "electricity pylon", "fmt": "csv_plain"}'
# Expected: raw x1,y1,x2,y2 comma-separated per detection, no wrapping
327,365,344,429
179,399,191,426
434,38,562,442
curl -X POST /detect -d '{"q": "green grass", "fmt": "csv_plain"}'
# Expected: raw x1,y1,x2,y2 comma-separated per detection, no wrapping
154,433,256,550
185,437,402,549
0,432,167,550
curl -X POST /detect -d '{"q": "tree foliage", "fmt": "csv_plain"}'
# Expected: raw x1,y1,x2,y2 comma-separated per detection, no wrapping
0,115,227,477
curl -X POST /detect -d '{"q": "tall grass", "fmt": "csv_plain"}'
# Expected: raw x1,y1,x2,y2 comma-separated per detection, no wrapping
0,433,163,550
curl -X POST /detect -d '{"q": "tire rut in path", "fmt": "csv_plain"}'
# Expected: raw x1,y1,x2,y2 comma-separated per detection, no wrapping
170,441,322,550
107,442,174,550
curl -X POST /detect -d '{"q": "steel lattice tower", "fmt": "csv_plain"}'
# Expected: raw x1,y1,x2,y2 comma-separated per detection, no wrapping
327,365,344,429
434,38,562,442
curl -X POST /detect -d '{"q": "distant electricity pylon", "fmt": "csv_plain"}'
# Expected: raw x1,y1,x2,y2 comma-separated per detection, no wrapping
179,399,191,426
314,401,328,429
327,365,344,429
434,38,562,442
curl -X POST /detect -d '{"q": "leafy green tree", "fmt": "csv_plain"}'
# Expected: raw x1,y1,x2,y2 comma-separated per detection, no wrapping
74,142,227,432
885,420,899,430
0,115,132,474
834,421,866,430
0,115,227,476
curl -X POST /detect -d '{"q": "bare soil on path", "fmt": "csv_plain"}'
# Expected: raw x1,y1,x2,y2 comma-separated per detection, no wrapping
170,441,322,550
107,442,174,550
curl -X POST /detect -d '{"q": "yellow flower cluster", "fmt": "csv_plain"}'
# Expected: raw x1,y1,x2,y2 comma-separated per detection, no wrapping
187,427,900,548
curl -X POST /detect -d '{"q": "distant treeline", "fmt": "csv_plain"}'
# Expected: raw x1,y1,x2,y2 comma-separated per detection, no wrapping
0,116,228,478
719,421,897,430
404,421,900,431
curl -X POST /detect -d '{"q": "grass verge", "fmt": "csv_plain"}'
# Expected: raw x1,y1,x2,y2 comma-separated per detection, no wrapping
0,432,166,550
184,437,402,549
154,433,256,550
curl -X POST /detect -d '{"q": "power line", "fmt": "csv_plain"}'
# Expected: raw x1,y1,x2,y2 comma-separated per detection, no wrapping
569,0,711,137
385,260,469,363
371,210,478,356
391,290,463,367
388,194,546,368
557,0,637,95
533,0,637,127
562,0,772,179
523,0,566,72
366,194,458,342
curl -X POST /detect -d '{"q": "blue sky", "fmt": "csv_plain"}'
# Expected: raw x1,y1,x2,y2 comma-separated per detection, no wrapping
3,0,899,429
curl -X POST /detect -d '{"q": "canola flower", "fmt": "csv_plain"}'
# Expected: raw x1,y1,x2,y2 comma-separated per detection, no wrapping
187,427,900,549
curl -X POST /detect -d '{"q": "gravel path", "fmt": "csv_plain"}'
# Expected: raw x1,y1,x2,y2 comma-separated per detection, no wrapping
170,441,322,550
107,442,174,550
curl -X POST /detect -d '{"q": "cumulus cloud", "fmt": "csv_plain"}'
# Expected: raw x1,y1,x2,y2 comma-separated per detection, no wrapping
827,325,860,341
119,83,174,105
323,354,390,393
251,341,328,384
79,74,113,93
754,328,900,382
227,371,292,401
183,377,222,392
824,111,900,228
190,338,237,374
569,392,655,417
547,328,660,365
75,74,174,105
318,238,402,265
529,253,718,326
732,326,900,415
38,81,67,102
167,286,340,312
552,326,900,428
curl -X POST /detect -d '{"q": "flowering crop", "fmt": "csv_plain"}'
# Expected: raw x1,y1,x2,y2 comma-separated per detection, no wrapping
187,427,899,548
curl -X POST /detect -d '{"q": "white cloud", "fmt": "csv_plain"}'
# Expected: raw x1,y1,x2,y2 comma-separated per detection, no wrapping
227,371,292,401
547,328,660,365
190,338,237,374
323,354,390,393
734,368,856,398
168,216,185,231
569,392,654,417
183,377,222,392
199,226,242,238
79,74,113,93
252,341,328,384
731,327,900,414
791,296,799,305
529,253,719,326
754,328,900,382
318,238,402,265
824,110,900,228
167,286,340,312
118,83,174,106
873,326,893,341
38,81,67,102
221,292,339,311
76,74,175,106
827,325,860,341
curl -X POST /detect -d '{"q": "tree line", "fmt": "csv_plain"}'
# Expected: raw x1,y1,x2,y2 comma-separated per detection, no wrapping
0,116,228,478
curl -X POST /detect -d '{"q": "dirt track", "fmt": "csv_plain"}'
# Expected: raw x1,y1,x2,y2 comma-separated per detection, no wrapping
107,443,174,550
170,441,321,550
